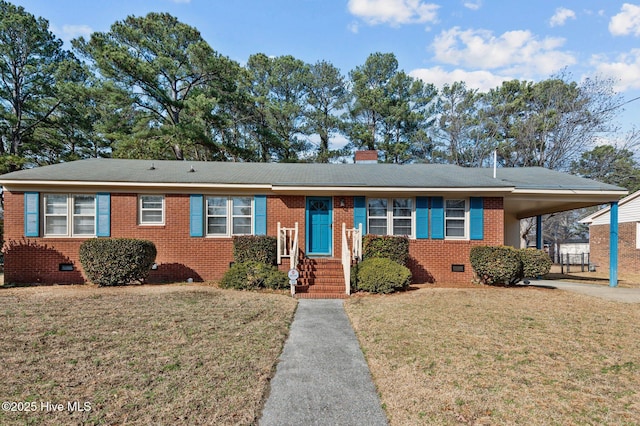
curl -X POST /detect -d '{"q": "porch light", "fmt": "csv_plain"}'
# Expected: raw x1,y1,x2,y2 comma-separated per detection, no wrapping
339,198,346,208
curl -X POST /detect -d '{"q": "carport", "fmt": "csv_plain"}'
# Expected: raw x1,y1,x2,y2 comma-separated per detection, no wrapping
497,168,627,287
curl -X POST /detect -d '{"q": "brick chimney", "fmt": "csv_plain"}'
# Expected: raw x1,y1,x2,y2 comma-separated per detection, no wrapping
354,150,378,164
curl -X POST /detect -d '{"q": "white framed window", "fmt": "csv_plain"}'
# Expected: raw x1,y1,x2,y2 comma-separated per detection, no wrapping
139,195,164,225
206,196,253,237
367,198,414,237
368,198,388,235
44,194,96,237
445,199,467,239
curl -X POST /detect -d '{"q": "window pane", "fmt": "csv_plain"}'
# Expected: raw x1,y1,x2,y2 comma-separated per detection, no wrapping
446,208,465,218
233,217,252,235
207,197,227,215
74,216,95,235
142,210,163,223
74,195,95,215
368,199,387,217
369,218,387,235
141,196,163,209
46,216,67,235
232,197,252,216
207,217,227,235
446,219,465,237
46,195,67,215
393,218,411,236
393,199,412,217
445,199,465,218
446,199,465,209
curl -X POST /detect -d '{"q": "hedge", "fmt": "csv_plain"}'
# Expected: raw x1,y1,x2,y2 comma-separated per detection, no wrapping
470,246,521,285
520,248,552,278
362,235,409,266
79,238,157,286
233,235,278,265
219,261,288,290
356,257,412,294
470,246,551,285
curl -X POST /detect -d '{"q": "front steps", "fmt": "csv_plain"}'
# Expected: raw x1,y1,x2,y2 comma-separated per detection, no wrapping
294,258,349,299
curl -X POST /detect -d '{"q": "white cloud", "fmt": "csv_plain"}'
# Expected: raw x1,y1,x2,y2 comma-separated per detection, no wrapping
592,49,640,91
463,1,482,11
50,24,93,42
409,66,510,91
347,0,439,26
62,24,93,40
430,27,576,77
348,21,360,33
610,3,640,36
549,7,576,27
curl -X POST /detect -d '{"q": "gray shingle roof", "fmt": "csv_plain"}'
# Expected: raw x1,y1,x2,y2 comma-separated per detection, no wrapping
0,158,626,192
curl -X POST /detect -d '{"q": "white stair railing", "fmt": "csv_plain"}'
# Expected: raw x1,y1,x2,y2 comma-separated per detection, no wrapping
277,222,299,296
342,223,363,295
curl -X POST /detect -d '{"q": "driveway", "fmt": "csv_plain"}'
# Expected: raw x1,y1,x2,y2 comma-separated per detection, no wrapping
531,280,640,303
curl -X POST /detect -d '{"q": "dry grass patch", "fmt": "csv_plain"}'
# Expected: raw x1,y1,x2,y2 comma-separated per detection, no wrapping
346,287,640,425
0,284,297,425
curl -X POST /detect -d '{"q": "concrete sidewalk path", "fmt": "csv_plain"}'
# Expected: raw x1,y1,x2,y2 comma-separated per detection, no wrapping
259,299,388,426
532,280,640,303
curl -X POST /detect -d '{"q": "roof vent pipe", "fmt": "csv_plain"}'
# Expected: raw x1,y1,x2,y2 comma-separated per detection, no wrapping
493,150,497,179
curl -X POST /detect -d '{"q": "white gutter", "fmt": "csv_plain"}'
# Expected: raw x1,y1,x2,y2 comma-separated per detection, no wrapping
271,185,515,193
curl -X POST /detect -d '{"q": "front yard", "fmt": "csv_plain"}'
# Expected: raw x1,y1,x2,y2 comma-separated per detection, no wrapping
0,284,297,425
345,287,640,425
4,281,640,425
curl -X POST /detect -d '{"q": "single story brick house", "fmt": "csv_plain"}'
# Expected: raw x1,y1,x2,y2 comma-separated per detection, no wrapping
580,189,640,275
0,158,626,296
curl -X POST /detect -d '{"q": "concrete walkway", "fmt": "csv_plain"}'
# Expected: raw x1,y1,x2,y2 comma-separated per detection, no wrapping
259,299,387,426
531,280,640,303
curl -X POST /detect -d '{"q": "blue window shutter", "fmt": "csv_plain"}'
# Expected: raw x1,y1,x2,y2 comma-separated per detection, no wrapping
254,195,267,235
96,193,111,237
24,192,39,237
416,197,429,239
470,197,484,240
431,196,444,239
190,194,204,237
353,196,367,234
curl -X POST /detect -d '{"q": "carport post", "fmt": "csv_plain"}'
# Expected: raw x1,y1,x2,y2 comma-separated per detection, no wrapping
536,215,543,250
610,201,618,288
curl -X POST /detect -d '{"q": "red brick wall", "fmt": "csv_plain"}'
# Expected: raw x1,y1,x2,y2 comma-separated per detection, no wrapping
408,197,504,283
3,192,234,284
3,192,505,285
589,222,640,275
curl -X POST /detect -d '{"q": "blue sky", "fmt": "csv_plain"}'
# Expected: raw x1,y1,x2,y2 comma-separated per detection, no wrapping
10,0,640,136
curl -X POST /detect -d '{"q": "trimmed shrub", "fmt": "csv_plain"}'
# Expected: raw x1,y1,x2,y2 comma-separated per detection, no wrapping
470,246,551,285
470,245,522,285
79,238,157,286
520,248,552,278
356,257,412,294
220,261,288,290
362,235,409,266
233,236,277,265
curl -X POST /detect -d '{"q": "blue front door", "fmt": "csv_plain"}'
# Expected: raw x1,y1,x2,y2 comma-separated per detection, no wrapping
306,197,332,255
